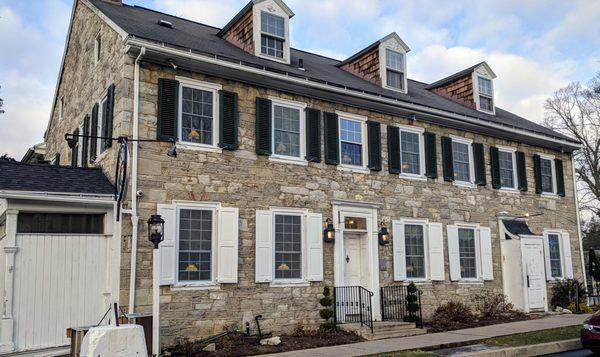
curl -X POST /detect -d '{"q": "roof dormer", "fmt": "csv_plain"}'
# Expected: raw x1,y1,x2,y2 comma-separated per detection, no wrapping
426,62,497,114
338,33,410,94
218,0,294,64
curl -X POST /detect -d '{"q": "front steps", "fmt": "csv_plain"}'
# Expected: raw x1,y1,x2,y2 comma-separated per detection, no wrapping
340,321,427,340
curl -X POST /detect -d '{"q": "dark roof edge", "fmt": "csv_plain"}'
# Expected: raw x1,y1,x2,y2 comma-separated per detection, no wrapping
217,1,253,37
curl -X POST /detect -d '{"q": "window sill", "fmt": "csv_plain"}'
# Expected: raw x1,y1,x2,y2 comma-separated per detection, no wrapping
177,142,223,154
499,187,520,194
541,192,559,199
171,283,220,291
457,280,484,285
399,174,427,182
400,279,431,285
337,165,370,174
269,156,308,166
269,281,310,288
453,181,476,189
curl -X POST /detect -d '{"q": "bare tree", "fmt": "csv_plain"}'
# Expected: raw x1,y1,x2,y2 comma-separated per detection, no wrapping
0,85,4,115
544,73,600,217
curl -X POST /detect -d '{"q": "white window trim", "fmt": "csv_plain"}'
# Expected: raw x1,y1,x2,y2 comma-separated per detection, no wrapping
270,207,310,286
473,73,496,115
497,145,518,191
336,111,369,173
253,3,291,64
77,122,84,167
379,46,408,94
399,218,430,282
176,77,223,153
94,90,109,162
94,32,101,65
397,124,426,180
455,223,482,282
268,97,307,165
450,135,476,188
544,229,566,281
173,201,221,288
538,152,558,196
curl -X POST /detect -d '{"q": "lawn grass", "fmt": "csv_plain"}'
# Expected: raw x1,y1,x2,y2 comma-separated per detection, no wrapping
483,325,581,347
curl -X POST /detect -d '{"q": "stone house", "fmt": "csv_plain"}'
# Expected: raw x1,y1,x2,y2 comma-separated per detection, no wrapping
3,0,586,352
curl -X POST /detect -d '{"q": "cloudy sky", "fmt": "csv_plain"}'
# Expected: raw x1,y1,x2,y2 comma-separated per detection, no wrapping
0,0,598,159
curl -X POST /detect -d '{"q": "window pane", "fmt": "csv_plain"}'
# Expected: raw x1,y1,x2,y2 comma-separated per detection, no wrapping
458,228,477,279
274,214,302,279
344,217,367,230
540,158,553,193
499,151,514,188
386,70,404,90
548,234,562,278
386,49,403,71
181,87,213,145
178,209,212,282
405,224,425,278
17,213,104,234
452,141,471,182
261,12,285,38
478,77,493,96
479,96,493,111
273,105,300,157
401,131,420,174
261,35,284,58
340,118,363,166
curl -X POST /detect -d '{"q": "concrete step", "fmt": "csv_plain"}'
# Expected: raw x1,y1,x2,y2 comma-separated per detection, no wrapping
339,321,427,340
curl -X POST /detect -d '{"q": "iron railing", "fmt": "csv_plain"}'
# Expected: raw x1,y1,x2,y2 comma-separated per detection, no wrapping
380,285,423,327
333,286,374,333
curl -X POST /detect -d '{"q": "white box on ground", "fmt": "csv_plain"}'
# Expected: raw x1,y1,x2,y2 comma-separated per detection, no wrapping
80,324,148,357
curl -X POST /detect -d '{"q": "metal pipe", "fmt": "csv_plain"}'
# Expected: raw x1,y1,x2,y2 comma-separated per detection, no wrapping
572,155,589,302
129,47,145,316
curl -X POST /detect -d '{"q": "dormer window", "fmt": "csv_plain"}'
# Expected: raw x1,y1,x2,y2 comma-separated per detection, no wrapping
385,49,405,91
260,12,285,59
477,77,494,112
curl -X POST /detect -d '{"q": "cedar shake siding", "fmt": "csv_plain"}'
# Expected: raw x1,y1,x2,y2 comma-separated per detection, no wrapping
221,8,254,55
430,74,476,109
339,46,382,86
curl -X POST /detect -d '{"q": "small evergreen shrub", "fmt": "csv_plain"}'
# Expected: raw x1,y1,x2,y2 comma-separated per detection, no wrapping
404,282,421,323
550,279,587,309
319,286,336,332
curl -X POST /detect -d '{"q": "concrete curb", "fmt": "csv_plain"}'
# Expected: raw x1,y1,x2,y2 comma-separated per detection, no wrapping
454,338,582,356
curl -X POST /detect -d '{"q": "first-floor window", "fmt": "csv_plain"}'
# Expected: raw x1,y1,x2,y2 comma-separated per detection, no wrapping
452,141,471,183
405,224,425,279
178,209,213,282
274,214,302,280
339,117,364,166
540,158,554,193
273,104,301,158
548,233,562,278
180,85,214,145
458,228,477,279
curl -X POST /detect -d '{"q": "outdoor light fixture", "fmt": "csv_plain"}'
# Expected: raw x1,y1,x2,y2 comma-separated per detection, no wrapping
167,140,177,158
66,136,78,149
323,218,335,243
147,214,165,249
378,224,390,246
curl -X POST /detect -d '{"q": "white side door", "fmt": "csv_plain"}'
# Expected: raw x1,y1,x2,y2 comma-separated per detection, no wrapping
523,239,547,311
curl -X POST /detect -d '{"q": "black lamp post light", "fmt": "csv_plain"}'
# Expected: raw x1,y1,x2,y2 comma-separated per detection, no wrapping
378,224,390,246
323,218,335,243
147,214,165,249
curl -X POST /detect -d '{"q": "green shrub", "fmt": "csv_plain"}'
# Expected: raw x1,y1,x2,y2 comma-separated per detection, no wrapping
404,282,421,322
474,290,520,319
428,301,477,332
567,302,593,314
319,286,336,332
550,279,587,309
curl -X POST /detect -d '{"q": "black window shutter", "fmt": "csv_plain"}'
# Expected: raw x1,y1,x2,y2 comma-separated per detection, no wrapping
71,128,79,167
424,132,437,179
255,98,272,155
473,143,486,186
323,112,339,165
102,83,115,149
367,121,382,171
516,151,527,191
489,146,501,189
157,78,179,141
555,159,565,197
54,153,61,166
387,126,400,174
441,136,454,182
90,103,98,162
81,115,90,168
219,90,238,150
533,154,542,194
305,108,321,162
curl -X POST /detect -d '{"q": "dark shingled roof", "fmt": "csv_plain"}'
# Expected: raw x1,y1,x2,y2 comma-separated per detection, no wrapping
0,161,114,195
87,0,577,145
503,219,537,239
424,62,487,89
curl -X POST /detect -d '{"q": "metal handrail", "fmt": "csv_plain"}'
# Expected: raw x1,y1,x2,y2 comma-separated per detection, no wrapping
333,286,374,333
380,285,424,328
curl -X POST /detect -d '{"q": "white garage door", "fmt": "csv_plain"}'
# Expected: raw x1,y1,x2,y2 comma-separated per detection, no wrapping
12,234,109,351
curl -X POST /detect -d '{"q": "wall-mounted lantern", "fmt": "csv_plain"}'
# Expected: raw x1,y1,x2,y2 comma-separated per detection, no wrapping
323,218,335,243
378,224,390,246
147,214,165,249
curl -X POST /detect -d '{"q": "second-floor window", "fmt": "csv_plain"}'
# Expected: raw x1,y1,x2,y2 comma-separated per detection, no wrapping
339,117,365,167
261,12,285,59
272,102,302,159
59,97,65,121
478,77,494,112
540,157,554,193
385,49,405,91
498,148,517,189
452,139,472,183
178,81,219,147
94,33,101,64
399,126,425,177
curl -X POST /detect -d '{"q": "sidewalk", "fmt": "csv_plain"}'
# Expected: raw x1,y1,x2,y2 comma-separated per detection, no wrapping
263,314,590,357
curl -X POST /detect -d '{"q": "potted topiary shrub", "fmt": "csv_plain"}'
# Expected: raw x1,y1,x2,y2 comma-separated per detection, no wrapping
319,286,336,332
404,282,421,325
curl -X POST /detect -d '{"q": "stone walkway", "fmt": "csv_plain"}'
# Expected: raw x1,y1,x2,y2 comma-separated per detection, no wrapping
263,314,590,357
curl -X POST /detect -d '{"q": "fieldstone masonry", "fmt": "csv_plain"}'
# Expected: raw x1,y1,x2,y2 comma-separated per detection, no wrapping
43,2,583,348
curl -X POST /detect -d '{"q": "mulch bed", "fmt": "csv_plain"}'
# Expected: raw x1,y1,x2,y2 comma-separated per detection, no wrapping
166,329,364,356
425,313,533,333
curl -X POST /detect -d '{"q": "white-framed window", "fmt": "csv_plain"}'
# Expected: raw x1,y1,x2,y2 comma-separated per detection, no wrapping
59,97,65,121
177,78,221,150
260,11,285,59
451,136,475,186
95,92,109,157
94,32,101,65
393,219,445,282
270,98,306,163
77,122,84,167
255,208,323,285
543,229,573,281
157,201,239,288
477,76,494,112
498,146,517,190
538,154,557,195
447,224,493,282
398,125,425,178
338,112,368,171
385,49,405,91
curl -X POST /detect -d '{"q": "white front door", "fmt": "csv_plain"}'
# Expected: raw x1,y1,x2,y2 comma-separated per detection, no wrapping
344,233,364,286
523,239,547,311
